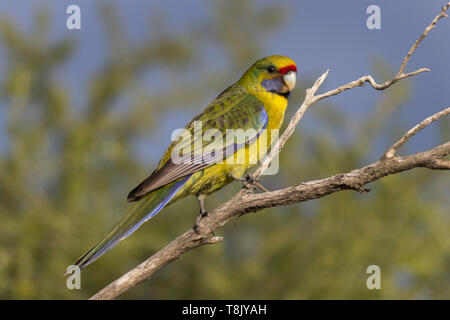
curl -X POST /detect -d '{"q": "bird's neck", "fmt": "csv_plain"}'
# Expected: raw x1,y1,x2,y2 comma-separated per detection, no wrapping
251,89,288,130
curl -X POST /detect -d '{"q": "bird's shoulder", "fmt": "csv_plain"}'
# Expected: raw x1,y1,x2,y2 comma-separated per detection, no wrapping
156,84,265,169
127,84,268,201
192,84,257,122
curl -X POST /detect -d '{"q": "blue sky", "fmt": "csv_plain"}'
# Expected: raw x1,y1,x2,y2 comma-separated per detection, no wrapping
0,0,449,159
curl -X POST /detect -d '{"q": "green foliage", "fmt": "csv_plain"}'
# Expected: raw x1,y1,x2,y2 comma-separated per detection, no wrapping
0,1,448,299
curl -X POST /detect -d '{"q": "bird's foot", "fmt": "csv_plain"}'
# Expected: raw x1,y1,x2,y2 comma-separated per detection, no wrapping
193,210,216,236
193,209,209,234
193,193,211,234
239,174,269,193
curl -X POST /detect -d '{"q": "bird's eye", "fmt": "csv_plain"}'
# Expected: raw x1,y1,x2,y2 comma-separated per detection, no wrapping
267,66,276,73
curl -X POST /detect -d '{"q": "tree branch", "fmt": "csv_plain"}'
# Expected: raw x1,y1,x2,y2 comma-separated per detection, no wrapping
90,3,450,300
382,107,450,159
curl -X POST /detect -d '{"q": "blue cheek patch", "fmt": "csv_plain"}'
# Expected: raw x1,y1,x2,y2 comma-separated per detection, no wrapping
261,78,291,98
261,78,283,92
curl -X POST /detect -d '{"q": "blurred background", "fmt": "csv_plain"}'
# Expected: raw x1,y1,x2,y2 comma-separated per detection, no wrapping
0,0,449,299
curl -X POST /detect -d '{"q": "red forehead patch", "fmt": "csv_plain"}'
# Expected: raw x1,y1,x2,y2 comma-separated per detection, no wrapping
279,65,297,75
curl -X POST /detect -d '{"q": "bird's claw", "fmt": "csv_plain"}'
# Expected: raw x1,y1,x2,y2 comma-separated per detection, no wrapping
240,174,269,192
193,209,208,234
193,209,215,236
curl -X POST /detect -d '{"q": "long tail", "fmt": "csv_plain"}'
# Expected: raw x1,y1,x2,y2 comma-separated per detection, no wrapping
74,176,190,270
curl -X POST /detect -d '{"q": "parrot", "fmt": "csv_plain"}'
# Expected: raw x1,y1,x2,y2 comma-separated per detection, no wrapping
73,55,297,269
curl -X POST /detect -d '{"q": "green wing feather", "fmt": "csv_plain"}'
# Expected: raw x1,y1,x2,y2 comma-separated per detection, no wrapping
127,84,268,201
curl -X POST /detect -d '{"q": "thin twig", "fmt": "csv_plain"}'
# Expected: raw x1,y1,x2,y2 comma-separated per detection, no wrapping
382,107,450,159
315,2,450,102
398,2,450,76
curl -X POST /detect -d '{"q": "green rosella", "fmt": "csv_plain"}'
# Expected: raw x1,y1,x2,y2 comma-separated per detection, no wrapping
74,55,297,269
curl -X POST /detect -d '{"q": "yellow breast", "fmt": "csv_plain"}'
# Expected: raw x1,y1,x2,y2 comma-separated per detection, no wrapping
250,89,288,131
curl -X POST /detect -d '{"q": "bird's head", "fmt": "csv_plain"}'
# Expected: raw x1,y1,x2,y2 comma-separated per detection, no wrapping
239,55,297,98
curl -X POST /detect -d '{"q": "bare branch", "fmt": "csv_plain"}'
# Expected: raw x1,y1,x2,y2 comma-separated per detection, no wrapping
383,107,450,159
313,70,429,102
424,158,450,169
90,139,449,300
398,2,450,75
252,3,449,177
315,2,450,102
89,3,450,300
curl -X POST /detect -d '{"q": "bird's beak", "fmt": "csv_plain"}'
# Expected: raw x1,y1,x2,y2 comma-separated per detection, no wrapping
282,71,296,92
